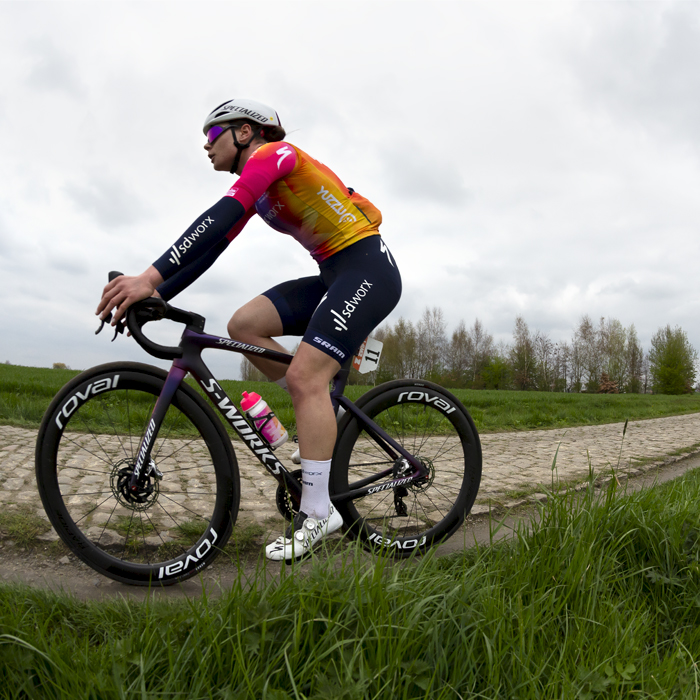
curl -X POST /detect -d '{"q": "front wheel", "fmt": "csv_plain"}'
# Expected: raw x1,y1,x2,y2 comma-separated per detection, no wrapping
35,362,240,586
330,380,481,556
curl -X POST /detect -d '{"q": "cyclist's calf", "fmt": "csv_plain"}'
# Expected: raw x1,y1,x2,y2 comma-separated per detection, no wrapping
285,344,340,461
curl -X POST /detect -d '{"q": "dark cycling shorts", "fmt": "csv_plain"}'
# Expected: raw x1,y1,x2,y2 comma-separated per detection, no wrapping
262,235,402,364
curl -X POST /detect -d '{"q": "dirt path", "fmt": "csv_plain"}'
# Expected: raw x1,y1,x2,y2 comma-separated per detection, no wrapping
2,451,699,602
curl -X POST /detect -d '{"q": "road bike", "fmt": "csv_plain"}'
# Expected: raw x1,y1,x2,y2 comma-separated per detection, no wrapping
35,276,482,586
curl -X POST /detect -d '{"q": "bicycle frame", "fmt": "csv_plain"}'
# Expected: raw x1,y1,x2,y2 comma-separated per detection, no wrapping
130,325,427,510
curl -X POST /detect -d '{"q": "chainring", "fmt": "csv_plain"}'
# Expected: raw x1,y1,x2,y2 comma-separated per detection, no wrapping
275,469,303,523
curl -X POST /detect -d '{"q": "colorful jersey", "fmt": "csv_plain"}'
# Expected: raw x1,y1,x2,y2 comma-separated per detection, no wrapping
224,142,381,262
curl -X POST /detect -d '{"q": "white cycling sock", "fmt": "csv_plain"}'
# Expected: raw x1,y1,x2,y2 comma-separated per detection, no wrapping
299,457,332,520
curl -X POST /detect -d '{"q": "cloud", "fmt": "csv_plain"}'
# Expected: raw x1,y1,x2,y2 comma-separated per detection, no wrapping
1,2,700,375
568,3,700,149
64,176,152,229
377,141,472,207
25,38,85,98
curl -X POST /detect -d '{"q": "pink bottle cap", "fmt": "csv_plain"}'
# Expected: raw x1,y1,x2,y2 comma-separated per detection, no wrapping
240,391,261,412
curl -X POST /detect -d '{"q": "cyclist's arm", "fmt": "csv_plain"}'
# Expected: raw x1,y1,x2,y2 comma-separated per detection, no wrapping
97,199,252,322
154,206,255,300
156,236,229,300
146,143,297,298
152,197,251,283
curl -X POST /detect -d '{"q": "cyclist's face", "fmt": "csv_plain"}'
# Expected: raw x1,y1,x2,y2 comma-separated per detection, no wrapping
204,124,238,172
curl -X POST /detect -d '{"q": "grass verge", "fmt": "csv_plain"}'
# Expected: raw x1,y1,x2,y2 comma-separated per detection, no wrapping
0,505,52,549
2,463,700,697
3,363,700,435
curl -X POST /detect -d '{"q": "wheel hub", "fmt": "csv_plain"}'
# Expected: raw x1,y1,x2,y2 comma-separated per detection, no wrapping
408,457,435,493
111,459,160,512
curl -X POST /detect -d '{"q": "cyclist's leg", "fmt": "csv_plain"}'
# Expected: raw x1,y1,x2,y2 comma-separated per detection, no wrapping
265,342,345,562
267,237,402,561
286,343,340,461
227,276,326,380
227,296,288,380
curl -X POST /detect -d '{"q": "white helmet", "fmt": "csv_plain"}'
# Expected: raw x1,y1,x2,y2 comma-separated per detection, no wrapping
203,98,281,134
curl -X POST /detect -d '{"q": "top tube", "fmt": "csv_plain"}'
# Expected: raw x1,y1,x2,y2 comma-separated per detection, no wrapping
122,295,353,406
125,297,292,365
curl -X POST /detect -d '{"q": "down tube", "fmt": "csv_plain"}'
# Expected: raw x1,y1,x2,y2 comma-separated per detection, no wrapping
182,355,303,506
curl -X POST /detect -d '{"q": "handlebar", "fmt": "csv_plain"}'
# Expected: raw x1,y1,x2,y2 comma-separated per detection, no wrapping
104,271,206,361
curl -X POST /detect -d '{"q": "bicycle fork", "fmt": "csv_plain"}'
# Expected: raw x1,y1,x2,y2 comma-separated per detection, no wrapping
129,365,188,491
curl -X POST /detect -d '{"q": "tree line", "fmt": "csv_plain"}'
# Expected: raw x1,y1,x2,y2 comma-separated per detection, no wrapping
368,308,698,395
240,308,698,395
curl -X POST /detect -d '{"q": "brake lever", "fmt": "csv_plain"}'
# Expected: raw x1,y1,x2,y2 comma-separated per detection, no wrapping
95,312,126,341
95,313,112,335
111,318,127,342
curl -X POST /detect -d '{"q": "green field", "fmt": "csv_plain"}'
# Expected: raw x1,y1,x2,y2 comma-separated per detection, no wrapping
2,464,700,697
3,362,700,434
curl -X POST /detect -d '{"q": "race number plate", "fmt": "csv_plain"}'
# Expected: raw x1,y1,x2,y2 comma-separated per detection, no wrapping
352,337,383,374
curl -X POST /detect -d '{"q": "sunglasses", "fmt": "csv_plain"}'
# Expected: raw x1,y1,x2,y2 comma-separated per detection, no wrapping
206,124,236,144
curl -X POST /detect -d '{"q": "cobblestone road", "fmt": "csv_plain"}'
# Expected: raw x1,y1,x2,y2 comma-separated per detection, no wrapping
2,413,700,538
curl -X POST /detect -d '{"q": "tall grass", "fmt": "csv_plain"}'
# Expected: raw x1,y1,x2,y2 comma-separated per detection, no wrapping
3,363,700,434
2,461,700,698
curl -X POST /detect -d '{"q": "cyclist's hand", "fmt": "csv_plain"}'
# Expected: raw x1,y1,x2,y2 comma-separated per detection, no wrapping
96,267,163,325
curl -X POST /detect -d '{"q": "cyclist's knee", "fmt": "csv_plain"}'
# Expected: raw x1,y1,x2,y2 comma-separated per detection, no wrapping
227,309,248,341
228,297,283,342
227,306,263,342
286,362,325,402
286,349,338,403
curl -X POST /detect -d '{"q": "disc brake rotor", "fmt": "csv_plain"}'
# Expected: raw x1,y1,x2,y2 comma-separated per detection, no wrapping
110,459,160,512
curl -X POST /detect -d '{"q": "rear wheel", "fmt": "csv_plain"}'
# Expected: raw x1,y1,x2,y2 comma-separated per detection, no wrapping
35,362,239,586
330,380,481,556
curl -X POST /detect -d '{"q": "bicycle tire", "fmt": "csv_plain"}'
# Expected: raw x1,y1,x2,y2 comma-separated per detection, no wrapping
330,379,481,556
35,362,239,586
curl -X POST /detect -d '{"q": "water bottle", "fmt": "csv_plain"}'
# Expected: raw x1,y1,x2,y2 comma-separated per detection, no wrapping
240,391,288,449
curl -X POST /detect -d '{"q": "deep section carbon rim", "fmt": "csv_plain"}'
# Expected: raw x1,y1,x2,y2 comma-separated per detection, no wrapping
332,381,481,556
36,365,237,585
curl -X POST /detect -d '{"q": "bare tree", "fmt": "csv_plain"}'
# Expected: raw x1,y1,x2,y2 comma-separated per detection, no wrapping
240,356,268,382
510,316,535,390
416,307,447,379
532,330,555,391
468,319,494,387
575,315,601,392
600,317,627,391
554,341,570,391
378,317,419,379
446,320,469,386
625,324,644,393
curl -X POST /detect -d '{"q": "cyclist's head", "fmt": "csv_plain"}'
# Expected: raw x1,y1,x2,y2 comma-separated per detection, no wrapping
203,98,286,144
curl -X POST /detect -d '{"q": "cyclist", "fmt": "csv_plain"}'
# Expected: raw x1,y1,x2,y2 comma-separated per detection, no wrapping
96,98,402,562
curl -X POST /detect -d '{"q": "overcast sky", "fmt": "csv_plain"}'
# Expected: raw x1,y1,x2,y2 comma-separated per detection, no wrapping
1,1,699,379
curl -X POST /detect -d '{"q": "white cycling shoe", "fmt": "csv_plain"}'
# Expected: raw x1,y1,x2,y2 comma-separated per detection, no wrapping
266,505,343,563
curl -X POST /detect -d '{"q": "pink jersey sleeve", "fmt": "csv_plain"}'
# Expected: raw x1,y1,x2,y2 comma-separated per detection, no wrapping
224,142,298,211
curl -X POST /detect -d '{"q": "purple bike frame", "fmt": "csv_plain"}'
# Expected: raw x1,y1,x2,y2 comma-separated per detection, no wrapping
128,317,427,508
